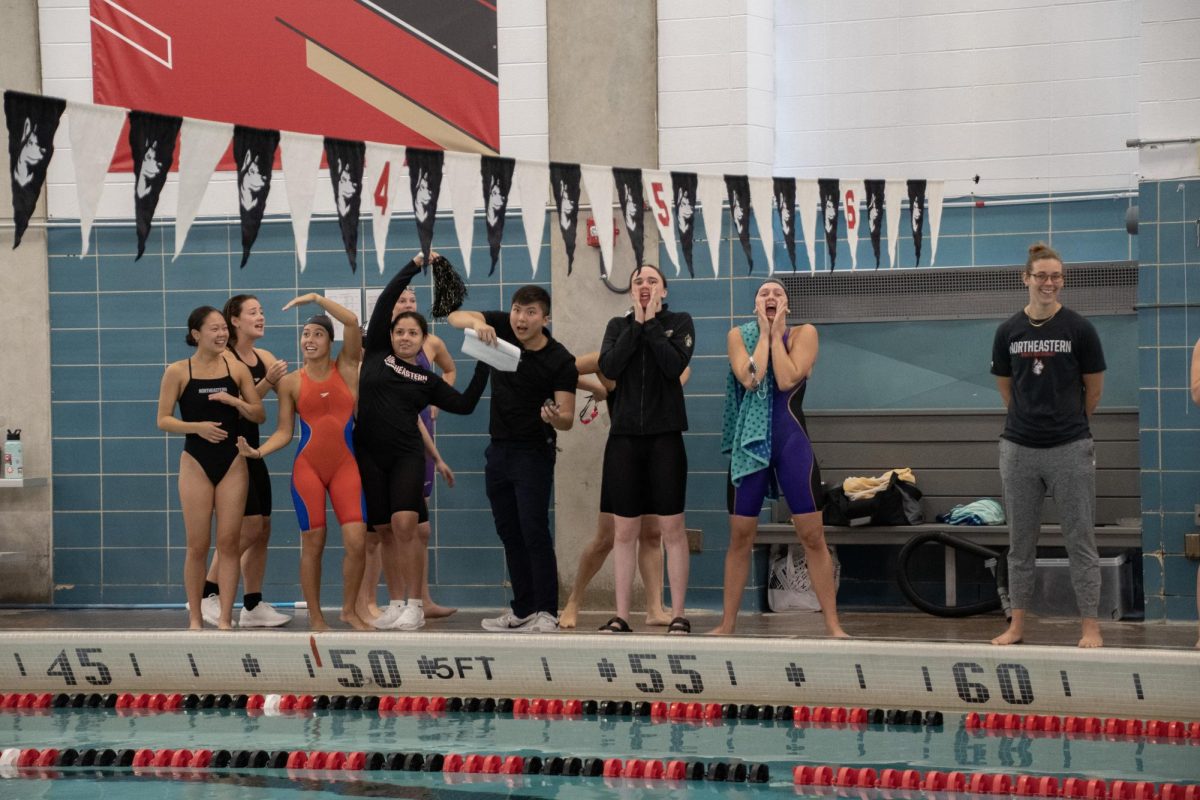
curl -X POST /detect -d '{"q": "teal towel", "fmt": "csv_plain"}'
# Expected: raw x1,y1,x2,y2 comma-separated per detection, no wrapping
721,321,773,485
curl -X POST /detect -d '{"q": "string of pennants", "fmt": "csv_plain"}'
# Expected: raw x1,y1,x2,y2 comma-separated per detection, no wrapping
4,89,945,276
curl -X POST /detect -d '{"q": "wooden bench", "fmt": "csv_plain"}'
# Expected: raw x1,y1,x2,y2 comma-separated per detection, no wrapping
755,409,1141,606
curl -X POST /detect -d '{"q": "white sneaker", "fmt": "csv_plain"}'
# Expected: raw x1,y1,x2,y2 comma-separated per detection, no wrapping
371,604,403,630
200,595,221,627
239,601,292,628
389,604,425,631
526,612,560,633
480,611,535,632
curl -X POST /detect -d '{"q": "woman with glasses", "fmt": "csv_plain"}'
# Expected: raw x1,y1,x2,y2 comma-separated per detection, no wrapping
990,242,1106,648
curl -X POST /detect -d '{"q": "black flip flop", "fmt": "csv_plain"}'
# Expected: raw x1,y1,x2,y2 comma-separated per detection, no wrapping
599,616,632,633
667,617,691,635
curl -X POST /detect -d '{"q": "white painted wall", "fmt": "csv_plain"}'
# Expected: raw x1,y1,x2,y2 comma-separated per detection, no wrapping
1137,0,1200,180
35,0,548,221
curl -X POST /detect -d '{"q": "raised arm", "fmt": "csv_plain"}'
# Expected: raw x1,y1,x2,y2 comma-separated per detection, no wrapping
447,309,497,345
430,360,490,415
365,256,424,353
284,293,363,365
775,324,818,391
727,325,769,391
641,312,694,379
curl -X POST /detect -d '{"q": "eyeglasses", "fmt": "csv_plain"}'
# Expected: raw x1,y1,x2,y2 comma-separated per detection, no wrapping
1028,272,1064,284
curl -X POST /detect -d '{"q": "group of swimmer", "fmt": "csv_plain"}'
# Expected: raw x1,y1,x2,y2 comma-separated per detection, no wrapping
159,241,1176,648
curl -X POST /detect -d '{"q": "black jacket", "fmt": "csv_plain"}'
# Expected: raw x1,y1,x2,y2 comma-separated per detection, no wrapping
598,304,694,436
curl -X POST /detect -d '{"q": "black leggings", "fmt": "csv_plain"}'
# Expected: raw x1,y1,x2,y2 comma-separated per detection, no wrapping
356,448,429,528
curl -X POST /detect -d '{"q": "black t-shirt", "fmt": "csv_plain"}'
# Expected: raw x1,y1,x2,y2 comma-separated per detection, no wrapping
483,310,578,446
990,306,1106,448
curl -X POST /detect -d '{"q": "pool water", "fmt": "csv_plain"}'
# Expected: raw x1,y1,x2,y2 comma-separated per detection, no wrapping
0,706,1196,798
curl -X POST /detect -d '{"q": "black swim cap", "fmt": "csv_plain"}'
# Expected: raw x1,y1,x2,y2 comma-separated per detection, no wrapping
304,314,334,338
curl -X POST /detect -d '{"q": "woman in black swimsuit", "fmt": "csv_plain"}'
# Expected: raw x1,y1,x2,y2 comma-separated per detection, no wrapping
157,306,265,630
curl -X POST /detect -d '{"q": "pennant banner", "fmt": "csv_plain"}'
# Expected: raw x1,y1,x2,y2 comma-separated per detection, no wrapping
818,178,840,271
481,155,514,275
549,162,582,274
442,149,478,276
173,118,232,260
233,125,278,268
907,178,927,267
696,173,724,277
748,176,775,276
796,179,819,274
613,167,645,267
512,159,548,277
280,131,323,272
927,180,945,266
129,110,181,260
884,180,905,269
580,163,613,276
324,137,366,273
864,179,885,269
365,142,406,274
773,177,797,271
407,147,444,266
643,169,679,275
843,180,863,270
65,101,125,257
671,171,697,277
725,175,753,272
5,90,65,248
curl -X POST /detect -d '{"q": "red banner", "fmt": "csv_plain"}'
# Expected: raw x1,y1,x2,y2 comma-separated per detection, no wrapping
91,0,499,170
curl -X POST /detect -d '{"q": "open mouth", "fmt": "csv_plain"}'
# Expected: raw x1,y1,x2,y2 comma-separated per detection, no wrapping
765,302,778,316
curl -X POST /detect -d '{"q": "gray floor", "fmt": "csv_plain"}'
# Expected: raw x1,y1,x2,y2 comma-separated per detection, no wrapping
0,607,1195,649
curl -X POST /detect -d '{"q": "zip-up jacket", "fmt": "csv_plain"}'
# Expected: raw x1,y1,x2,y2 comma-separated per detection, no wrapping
598,304,695,436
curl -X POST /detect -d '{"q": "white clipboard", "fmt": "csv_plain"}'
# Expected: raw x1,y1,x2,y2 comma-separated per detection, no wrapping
462,328,521,372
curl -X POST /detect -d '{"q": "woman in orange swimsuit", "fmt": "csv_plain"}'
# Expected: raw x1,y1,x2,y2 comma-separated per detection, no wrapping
238,293,370,631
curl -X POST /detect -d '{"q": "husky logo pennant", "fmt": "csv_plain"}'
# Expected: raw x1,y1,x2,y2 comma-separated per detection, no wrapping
671,172,698,277
773,177,797,271
818,178,840,271
324,137,366,272
234,125,279,268
907,179,927,267
480,155,514,275
4,90,65,248
550,162,582,274
407,147,444,266
129,110,181,260
724,174,753,272
864,180,885,269
613,167,645,266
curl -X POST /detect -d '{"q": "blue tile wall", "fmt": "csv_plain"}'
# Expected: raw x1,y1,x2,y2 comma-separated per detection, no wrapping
48,193,1141,613
1136,177,1200,622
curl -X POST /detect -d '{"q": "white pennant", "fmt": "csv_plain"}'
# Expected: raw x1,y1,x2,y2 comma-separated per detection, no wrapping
512,160,549,277
173,118,233,260
579,164,614,275
65,101,126,256
926,180,945,266
748,176,775,276
280,131,324,272
642,170,679,274
441,150,480,277
842,180,864,270
695,173,725,277
884,180,905,269
364,141,405,274
796,179,819,274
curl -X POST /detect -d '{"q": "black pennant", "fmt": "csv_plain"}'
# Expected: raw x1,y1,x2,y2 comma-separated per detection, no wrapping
724,174,753,272
129,110,181,261
550,162,581,274
773,177,797,271
864,179,885,269
324,137,366,272
818,178,840,271
480,155,514,276
907,179,927,266
233,125,278,268
613,167,645,266
4,90,65,249
407,147,444,266
671,171,697,277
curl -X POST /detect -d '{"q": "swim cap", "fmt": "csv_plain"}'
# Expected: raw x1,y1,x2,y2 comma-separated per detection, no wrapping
304,314,334,338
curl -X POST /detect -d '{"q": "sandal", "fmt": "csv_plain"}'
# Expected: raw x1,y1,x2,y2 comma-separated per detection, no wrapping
667,617,691,635
599,616,632,633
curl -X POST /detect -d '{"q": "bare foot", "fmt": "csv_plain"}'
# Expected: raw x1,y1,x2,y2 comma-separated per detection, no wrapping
354,601,378,623
991,626,1024,646
188,621,203,631
707,623,737,636
340,610,373,631
1078,619,1103,648
217,621,235,631
309,616,331,632
827,625,851,639
423,603,458,619
645,610,672,627
559,603,579,629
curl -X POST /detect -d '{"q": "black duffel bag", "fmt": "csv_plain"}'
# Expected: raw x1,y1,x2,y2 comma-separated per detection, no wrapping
822,471,924,526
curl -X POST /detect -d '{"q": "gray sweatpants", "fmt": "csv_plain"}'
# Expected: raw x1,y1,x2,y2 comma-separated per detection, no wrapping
997,437,1101,617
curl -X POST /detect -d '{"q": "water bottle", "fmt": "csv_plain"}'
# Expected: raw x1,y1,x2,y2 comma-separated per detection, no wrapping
4,429,21,479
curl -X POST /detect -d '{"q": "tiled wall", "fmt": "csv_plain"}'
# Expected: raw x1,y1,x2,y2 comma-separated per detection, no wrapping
48,192,1140,609
1136,177,1200,623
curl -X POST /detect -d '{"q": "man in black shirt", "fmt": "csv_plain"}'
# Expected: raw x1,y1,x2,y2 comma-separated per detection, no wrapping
448,286,578,632
990,242,1106,648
